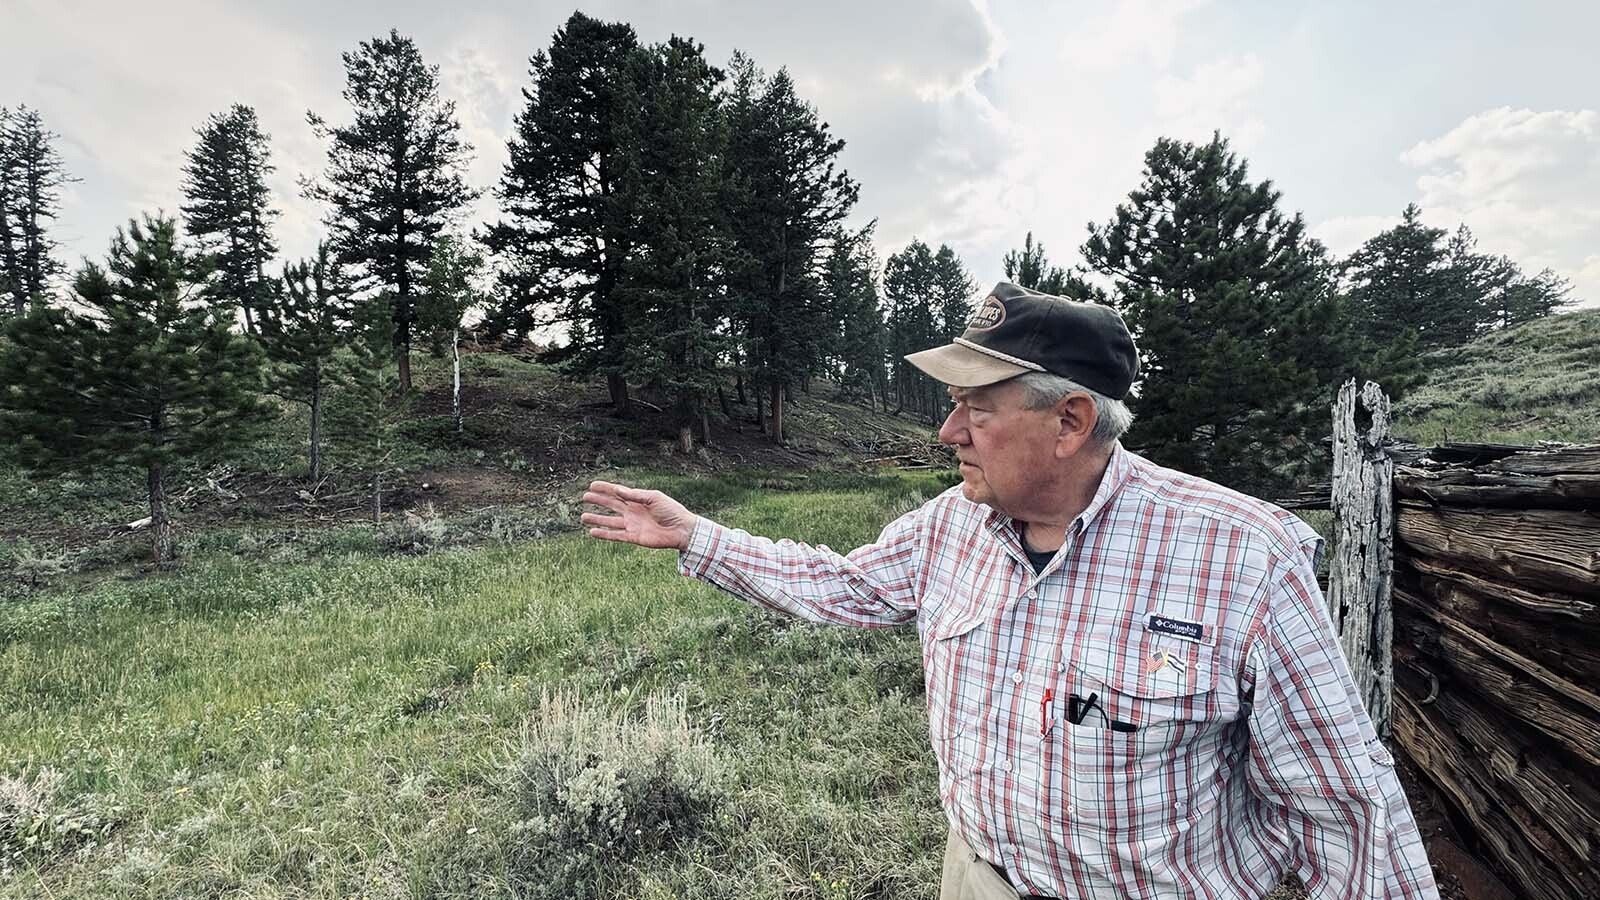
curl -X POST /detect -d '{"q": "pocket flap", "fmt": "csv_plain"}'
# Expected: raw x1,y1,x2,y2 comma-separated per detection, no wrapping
921,595,988,641
1070,638,1218,700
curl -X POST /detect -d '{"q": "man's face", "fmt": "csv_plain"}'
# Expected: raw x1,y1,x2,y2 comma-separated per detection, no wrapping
937,380,1064,514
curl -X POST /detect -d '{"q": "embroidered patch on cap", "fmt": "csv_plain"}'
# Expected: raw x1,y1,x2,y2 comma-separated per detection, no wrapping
1146,614,1208,643
966,295,1005,330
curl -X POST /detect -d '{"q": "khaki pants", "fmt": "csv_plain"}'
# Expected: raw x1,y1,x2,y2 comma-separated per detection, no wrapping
940,830,1026,900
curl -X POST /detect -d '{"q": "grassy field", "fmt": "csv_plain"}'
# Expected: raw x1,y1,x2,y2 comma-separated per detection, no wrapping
6,306,1593,897
1,469,954,899
1392,307,1600,445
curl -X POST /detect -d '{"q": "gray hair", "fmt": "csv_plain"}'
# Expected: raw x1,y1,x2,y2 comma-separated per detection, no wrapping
1014,372,1134,446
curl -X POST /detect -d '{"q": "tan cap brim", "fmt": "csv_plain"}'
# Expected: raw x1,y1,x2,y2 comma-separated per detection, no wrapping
903,342,1033,388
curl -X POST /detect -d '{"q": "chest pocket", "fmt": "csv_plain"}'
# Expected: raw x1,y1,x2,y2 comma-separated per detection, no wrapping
1055,634,1225,836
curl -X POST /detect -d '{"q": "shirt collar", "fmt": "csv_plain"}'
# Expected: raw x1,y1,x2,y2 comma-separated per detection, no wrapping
983,440,1137,541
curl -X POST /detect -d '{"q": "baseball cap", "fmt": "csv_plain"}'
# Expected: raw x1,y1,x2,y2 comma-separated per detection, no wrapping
903,281,1139,399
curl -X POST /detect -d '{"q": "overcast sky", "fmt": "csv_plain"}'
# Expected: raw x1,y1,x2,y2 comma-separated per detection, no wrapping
6,0,1598,307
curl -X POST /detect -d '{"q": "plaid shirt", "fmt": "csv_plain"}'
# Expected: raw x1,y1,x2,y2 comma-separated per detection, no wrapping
678,443,1438,899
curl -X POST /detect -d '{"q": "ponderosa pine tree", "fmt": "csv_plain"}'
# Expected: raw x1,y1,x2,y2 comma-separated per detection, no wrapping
931,244,975,339
823,223,886,410
883,239,942,424
331,293,406,523
181,104,280,334
722,54,858,444
1339,204,1450,353
482,12,641,412
305,29,477,393
1001,231,1105,302
613,36,728,452
259,242,352,482
1476,252,1571,329
1002,232,1071,296
1342,207,1571,355
417,235,482,435
0,106,73,314
0,214,267,565
1082,133,1357,495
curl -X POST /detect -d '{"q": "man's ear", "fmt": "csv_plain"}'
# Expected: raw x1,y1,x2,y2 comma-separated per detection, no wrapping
1054,392,1097,458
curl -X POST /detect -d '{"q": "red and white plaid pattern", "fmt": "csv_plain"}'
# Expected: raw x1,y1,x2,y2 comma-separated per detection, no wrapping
679,444,1438,899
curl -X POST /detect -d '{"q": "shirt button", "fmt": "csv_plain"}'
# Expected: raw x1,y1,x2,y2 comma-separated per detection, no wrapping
1011,671,1023,684
1004,843,1016,856
1026,590,1038,600
1066,804,1075,815
1001,760,1013,772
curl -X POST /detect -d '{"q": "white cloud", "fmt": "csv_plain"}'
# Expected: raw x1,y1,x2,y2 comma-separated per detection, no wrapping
1311,214,1403,257
1402,107,1600,306
1153,53,1267,149
1059,0,1211,71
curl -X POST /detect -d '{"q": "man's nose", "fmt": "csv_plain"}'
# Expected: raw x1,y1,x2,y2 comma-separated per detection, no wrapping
937,406,967,445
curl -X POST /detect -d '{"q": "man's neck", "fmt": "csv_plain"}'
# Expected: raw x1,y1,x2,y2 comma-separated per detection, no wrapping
1017,446,1115,553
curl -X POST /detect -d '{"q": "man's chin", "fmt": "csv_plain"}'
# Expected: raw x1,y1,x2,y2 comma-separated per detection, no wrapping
957,479,986,505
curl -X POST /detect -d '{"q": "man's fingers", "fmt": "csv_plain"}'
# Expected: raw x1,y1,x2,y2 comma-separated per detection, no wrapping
588,526,633,542
582,490,625,512
585,481,658,507
580,512,626,530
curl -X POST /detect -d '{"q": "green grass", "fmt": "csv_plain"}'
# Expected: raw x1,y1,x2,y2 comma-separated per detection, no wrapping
1,471,952,899
1394,308,1600,445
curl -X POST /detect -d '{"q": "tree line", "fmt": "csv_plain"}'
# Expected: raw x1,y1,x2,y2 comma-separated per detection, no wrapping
0,14,1575,566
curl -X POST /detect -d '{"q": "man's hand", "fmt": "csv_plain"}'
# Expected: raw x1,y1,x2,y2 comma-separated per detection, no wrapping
581,481,700,551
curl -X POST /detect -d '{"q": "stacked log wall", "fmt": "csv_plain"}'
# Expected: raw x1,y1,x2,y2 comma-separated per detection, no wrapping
1391,444,1600,899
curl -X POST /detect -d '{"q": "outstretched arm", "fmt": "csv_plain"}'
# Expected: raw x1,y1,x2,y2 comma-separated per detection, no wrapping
581,479,922,628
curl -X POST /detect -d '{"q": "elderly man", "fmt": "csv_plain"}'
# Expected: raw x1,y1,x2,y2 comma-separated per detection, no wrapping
582,282,1438,899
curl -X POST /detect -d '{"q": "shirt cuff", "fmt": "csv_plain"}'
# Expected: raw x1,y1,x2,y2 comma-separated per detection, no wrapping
676,516,723,579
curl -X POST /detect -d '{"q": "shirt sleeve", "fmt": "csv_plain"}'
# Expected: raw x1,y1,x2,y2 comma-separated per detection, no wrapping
675,506,923,628
1243,550,1440,900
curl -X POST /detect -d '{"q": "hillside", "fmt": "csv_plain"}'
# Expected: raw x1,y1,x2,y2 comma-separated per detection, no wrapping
1393,307,1600,446
0,350,949,578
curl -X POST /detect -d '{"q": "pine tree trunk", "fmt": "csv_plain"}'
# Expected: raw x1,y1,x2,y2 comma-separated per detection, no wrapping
451,328,462,434
700,409,711,447
678,423,694,454
372,472,383,524
242,304,256,335
867,377,879,412
755,383,765,431
309,376,324,483
607,373,630,415
717,384,732,418
736,375,746,405
397,344,412,394
148,461,175,567
770,382,785,445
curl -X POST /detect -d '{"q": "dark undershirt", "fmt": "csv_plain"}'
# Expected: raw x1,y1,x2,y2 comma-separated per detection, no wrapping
1017,521,1059,574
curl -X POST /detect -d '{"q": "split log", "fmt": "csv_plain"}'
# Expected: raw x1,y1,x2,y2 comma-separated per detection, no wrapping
1392,686,1600,900
1392,594,1600,769
1398,563,1600,684
1485,444,1600,476
1395,464,1600,509
1272,482,1331,510
1394,651,1600,867
1395,501,1600,596
1399,555,1597,623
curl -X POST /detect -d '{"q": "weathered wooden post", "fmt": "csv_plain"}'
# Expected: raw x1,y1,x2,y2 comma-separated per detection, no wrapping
1328,379,1395,735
